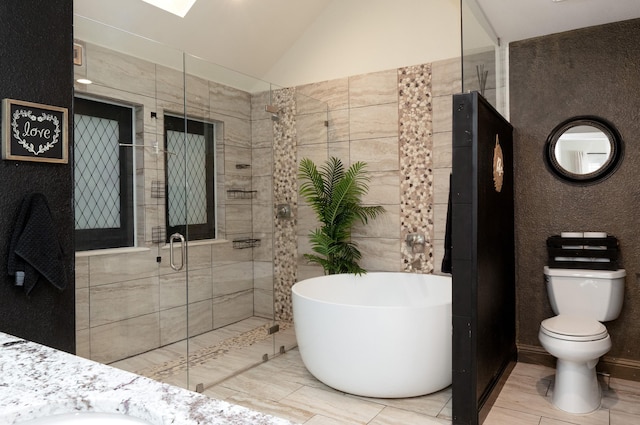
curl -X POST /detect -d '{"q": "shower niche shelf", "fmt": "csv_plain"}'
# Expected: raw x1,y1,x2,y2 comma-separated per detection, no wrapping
227,189,257,200
233,238,261,249
151,180,165,198
151,226,166,244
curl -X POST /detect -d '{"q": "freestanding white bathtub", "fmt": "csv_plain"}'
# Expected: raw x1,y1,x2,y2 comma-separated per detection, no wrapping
292,272,452,398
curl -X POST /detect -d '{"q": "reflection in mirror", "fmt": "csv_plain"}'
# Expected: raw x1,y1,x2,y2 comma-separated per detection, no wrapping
554,125,611,174
545,116,623,184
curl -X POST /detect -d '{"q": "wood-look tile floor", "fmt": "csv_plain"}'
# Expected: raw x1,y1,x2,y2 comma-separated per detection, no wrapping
205,350,640,424
204,347,452,424
110,318,640,424
484,362,640,425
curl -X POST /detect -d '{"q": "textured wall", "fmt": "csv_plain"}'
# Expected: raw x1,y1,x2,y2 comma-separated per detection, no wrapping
0,1,75,352
510,18,640,363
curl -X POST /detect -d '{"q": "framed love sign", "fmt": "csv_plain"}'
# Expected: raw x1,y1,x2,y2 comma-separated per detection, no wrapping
2,98,68,164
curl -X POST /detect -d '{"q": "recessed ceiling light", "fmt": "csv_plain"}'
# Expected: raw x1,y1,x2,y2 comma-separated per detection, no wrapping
141,0,197,17
76,78,92,85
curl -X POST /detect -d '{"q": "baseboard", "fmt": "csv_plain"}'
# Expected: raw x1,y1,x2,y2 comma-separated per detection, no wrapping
516,344,555,368
598,356,640,382
517,343,640,382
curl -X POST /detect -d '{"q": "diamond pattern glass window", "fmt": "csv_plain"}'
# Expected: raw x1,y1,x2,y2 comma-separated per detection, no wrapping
164,115,215,241
75,115,120,229
74,97,134,250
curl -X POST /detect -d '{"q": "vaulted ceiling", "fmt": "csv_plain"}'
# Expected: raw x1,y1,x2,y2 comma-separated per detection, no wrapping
477,0,640,43
73,0,640,87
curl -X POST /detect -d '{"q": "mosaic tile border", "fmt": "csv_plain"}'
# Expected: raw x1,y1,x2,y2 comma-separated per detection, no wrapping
138,321,292,381
271,88,298,322
398,64,434,273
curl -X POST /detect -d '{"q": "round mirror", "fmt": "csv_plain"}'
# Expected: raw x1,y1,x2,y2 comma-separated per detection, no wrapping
544,116,623,184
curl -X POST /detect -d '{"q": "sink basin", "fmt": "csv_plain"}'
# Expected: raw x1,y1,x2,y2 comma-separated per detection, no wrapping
19,412,154,424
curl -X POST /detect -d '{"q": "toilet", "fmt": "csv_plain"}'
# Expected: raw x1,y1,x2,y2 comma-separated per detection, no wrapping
538,266,626,414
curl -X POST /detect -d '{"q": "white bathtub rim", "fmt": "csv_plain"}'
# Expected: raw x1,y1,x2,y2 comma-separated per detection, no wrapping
292,272,452,310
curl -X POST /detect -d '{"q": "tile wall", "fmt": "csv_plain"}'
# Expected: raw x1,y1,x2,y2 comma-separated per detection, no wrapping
462,50,497,108
432,57,463,273
73,40,461,363
74,42,269,363
250,91,277,321
399,63,434,272
295,57,460,280
271,88,298,322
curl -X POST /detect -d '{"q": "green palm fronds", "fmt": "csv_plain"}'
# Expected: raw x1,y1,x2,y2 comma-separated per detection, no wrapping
298,157,385,275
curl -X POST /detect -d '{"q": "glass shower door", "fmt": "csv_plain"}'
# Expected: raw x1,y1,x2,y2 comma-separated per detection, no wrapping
182,52,280,391
73,14,193,390
74,13,329,395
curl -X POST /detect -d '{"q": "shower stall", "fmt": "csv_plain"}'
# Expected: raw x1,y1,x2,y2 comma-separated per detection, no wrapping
73,15,328,391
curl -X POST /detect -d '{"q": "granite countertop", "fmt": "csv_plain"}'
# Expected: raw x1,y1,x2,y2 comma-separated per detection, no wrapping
0,332,294,425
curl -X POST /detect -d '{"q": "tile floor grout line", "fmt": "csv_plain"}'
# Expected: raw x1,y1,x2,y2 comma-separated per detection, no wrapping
108,318,640,425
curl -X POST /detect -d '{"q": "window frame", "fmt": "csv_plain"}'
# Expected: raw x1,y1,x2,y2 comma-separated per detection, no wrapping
73,96,135,251
164,114,216,242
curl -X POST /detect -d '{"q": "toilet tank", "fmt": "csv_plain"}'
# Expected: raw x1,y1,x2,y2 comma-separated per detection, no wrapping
544,266,626,321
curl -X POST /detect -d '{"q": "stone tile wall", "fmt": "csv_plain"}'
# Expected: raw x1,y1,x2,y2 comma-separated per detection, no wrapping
294,57,460,286
431,57,462,273
74,43,267,363
73,41,461,361
399,64,433,273
296,69,401,278
271,88,298,322
462,50,496,106
250,90,276,320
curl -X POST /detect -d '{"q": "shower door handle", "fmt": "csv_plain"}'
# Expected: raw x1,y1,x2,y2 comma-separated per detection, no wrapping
169,233,186,271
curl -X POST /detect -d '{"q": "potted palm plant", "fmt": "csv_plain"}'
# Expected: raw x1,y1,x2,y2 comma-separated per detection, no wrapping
298,156,385,275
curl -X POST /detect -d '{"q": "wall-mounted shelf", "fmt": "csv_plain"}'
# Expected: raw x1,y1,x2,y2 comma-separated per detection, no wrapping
151,226,166,244
233,238,261,249
227,189,257,199
151,180,165,198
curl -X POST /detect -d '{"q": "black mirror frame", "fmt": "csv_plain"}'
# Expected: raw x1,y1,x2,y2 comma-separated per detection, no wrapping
544,115,624,185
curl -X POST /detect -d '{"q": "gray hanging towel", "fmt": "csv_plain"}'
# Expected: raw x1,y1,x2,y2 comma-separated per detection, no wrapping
7,193,67,295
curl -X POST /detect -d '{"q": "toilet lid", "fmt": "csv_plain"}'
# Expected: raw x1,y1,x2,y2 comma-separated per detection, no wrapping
540,314,608,341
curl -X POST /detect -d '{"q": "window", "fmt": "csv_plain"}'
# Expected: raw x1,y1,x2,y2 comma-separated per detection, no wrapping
74,97,134,250
164,115,216,241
